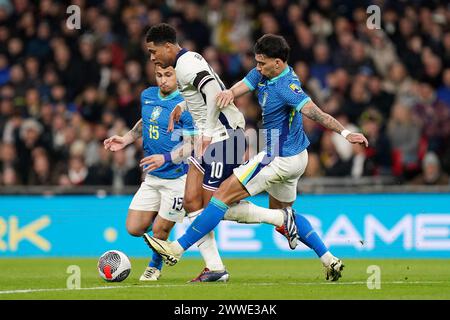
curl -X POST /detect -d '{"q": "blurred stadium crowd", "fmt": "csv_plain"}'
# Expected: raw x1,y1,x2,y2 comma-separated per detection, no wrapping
0,0,449,189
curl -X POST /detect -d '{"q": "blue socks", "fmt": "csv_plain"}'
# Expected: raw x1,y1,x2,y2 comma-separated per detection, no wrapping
295,214,328,257
149,251,163,270
168,197,327,259
178,197,229,250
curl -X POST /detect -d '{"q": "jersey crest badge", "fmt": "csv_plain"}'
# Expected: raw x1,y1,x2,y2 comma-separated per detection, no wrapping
289,83,302,94
150,106,162,123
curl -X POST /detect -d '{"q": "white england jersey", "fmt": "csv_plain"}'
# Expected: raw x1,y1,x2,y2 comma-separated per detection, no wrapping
174,49,245,143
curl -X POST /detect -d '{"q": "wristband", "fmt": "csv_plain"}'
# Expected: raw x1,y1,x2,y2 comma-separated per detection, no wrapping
341,129,351,138
163,152,172,163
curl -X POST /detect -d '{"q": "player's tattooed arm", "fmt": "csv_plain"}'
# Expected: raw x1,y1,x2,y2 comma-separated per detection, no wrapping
301,101,369,147
104,119,142,152
128,119,143,141
301,101,345,134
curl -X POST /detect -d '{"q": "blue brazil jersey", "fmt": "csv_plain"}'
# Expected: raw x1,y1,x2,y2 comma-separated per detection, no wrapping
141,87,196,179
243,66,310,157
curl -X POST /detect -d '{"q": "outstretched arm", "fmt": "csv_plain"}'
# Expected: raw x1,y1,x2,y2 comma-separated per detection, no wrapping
216,80,251,108
104,119,142,151
139,134,195,172
301,101,369,146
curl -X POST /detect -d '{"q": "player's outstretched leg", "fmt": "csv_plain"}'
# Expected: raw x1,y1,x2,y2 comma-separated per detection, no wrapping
143,197,230,266
293,213,344,281
140,251,163,281
224,201,298,249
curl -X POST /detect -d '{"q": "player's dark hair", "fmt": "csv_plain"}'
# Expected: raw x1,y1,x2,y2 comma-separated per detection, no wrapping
145,23,177,45
254,34,290,62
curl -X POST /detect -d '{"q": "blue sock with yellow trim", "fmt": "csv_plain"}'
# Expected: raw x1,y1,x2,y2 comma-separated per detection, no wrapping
295,214,328,257
178,197,229,250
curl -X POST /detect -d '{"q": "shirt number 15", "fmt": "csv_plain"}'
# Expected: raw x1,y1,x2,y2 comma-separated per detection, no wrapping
149,125,159,140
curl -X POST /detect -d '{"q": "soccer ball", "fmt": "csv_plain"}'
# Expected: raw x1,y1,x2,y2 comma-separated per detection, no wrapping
98,250,131,282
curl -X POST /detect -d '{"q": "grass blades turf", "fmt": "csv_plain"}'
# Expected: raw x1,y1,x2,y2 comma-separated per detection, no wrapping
0,258,449,300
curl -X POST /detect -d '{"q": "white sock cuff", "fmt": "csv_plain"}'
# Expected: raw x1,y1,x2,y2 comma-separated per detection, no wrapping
187,209,203,220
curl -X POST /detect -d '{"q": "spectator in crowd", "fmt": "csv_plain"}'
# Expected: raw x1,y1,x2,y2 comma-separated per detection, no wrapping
319,131,350,177
437,68,450,106
359,108,392,175
366,30,398,78
212,0,250,55
86,146,113,186
310,42,334,90
388,103,422,179
66,155,89,186
413,82,450,153
28,147,58,185
383,62,415,103
290,22,314,65
343,80,370,124
410,152,449,186
111,149,141,190
367,74,394,119
0,142,19,178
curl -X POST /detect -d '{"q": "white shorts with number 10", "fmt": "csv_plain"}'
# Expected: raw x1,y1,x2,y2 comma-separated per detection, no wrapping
233,149,308,203
129,174,186,223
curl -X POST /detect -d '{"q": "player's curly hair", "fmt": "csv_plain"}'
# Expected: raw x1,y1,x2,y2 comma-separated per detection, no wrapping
254,34,290,62
145,23,177,45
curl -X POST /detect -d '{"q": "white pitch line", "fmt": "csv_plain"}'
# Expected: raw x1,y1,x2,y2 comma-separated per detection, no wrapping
0,280,448,295
286,280,449,286
0,283,190,295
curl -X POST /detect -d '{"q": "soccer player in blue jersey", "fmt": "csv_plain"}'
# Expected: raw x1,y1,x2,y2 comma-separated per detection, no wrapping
104,65,226,281
145,34,369,281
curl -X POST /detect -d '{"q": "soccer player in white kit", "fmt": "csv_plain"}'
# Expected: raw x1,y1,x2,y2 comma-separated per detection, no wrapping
144,24,302,282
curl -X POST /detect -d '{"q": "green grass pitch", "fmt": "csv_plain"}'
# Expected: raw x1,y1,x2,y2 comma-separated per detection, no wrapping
0,258,449,300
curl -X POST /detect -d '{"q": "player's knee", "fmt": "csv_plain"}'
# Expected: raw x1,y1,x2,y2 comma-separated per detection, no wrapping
212,179,233,203
126,224,146,237
183,195,202,213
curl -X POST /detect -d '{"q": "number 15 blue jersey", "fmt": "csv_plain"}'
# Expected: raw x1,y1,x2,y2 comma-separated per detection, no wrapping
141,86,196,179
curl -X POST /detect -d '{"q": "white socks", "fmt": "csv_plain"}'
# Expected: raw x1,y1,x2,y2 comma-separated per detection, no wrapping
186,210,225,272
223,200,284,227
320,251,334,267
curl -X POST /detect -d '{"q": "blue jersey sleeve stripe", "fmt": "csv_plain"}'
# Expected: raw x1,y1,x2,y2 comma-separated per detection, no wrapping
295,97,312,112
243,78,255,91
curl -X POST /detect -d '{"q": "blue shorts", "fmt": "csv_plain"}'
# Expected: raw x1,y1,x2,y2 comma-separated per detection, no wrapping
188,129,247,191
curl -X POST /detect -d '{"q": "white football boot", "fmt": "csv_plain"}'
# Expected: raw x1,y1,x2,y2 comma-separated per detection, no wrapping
325,257,344,281
139,266,161,281
143,234,182,266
